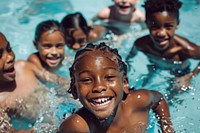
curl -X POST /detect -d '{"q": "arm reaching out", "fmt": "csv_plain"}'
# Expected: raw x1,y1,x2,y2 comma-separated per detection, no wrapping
150,90,174,133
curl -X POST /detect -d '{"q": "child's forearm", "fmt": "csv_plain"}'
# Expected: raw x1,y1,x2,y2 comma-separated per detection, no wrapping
191,62,200,76
151,91,174,133
155,99,174,133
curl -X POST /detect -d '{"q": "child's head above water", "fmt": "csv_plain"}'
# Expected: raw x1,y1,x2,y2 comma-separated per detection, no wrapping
142,0,183,51
0,32,15,82
68,42,128,99
33,19,65,68
113,0,140,14
61,12,91,50
143,0,182,23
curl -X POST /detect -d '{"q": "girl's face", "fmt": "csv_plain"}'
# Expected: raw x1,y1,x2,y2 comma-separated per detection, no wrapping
73,51,128,119
114,0,139,14
146,11,179,51
36,30,65,68
65,28,87,50
0,33,15,82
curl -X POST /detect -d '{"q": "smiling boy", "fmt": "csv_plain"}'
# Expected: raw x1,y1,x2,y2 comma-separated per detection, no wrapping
126,0,200,89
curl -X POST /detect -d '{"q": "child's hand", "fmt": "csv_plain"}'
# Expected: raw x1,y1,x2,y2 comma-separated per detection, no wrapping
173,72,193,91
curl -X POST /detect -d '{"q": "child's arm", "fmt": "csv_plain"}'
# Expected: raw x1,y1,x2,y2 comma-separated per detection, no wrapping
89,7,110,25
150,90,174,133
30,62,69,88
27,53,43,70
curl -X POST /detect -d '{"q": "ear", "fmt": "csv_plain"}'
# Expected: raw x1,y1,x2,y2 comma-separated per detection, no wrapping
123,76,129,94
33,40,38,50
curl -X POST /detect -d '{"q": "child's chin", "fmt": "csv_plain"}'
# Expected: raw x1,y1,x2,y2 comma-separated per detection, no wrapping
118,8,131,15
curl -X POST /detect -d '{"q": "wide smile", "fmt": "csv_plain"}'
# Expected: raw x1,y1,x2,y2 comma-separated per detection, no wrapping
3,65,16,77
155,39,169,47
46,57,61,65
117,4,132,14
88,96,114,111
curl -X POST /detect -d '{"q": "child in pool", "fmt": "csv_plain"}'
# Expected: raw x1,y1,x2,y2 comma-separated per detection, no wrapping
90,0,145,35
28,19,66,72
0,32,68,132
126,0,200,90
61,12,106,51
59,42,174,133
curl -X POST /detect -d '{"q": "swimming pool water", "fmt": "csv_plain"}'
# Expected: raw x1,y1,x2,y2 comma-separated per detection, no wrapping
0,0,200,132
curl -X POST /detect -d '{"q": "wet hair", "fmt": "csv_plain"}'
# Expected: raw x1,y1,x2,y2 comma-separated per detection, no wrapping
61,12,91,36
68,42,128,99
34,19,64,43
142,0,182,22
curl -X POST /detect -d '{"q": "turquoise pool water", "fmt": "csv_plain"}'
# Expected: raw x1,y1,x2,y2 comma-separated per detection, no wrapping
0,0,200,132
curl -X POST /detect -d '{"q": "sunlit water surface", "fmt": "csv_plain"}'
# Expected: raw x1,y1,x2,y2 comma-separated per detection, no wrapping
0,0,200,132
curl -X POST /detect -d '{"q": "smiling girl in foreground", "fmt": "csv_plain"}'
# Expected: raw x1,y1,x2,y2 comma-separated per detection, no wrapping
59,42,174,133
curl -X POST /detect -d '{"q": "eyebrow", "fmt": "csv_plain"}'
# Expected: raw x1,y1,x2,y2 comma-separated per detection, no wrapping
78,66,117,75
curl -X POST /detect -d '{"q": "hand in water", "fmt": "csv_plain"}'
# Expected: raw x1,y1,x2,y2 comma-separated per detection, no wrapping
173,72,193,91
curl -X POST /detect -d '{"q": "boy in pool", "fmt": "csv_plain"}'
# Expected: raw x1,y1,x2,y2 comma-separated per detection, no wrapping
59,42,174,133
126,0,200,89
28,20,66,72
0,32,69,132
90,0,145,35
61,12,106,51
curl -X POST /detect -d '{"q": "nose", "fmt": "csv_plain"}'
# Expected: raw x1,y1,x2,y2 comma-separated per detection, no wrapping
6,51,15,64
92,77,107,93
157,28,166,38
51,47,59,56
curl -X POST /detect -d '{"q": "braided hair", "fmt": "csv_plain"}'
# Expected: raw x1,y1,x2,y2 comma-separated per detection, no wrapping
68,42,128,99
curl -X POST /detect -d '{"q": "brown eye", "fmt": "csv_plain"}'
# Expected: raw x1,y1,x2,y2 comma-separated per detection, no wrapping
79,78,92,84
105,75,116,81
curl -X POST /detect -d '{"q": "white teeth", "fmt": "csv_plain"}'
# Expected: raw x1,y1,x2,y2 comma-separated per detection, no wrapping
92,97,110,105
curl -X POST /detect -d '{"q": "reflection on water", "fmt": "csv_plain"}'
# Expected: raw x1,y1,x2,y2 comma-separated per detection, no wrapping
0,0,200,132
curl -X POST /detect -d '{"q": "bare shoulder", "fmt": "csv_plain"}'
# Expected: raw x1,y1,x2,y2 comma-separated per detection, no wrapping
175,35,200,56
59,113,89,133
28,53,39,62
15,60,37,74
134,35,151,49
134,8,145,21
15,60,30,69
27,53,43,69
127,89,152,108
98,6,112,19
175,35,198,47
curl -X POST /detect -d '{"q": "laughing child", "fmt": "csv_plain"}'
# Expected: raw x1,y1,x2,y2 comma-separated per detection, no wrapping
59,42,174,133
126,0,200,90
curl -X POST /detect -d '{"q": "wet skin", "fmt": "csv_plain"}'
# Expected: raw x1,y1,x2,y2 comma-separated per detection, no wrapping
0,34,15,83
59,49,173,133
146,11,178,51
73,51,127,119
36,30,65,68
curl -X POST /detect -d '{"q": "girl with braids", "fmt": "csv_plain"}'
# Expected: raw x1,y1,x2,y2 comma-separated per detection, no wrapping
59,42,174,133
126,0,200,90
